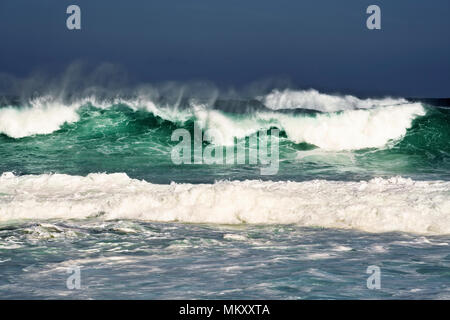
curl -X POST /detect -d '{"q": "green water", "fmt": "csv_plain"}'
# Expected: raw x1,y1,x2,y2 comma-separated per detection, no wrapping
0,102,449,183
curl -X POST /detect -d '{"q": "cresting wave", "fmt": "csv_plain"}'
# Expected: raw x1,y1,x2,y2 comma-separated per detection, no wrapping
195,103,425,149
0,98,80,139
0,172,449,235
0,95,186,139
0,90,428,151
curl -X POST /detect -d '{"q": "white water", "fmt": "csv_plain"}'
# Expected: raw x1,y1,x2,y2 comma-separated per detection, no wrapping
0,95,190,139
1,172,449,235
0,97,79,138
261,89,407,112
195,103,425,150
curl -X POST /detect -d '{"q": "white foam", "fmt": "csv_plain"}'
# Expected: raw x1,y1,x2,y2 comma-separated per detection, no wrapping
261,89,407,112
1,172,449,235
194,106,268,145
274,103,425,150
0,97,79,138
195,103,425,150
0,95,192,138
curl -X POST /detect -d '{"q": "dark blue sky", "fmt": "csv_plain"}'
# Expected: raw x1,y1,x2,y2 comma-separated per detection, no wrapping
0,0,449,97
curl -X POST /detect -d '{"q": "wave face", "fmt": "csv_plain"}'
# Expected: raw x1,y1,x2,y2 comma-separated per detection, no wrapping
0,172,449,234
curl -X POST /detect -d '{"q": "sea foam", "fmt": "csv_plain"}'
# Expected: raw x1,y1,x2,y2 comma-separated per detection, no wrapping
1,172,449,235
195,103,425,149
0,97,79,138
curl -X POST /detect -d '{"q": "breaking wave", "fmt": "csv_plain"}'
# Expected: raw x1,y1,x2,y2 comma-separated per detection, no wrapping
0,90,433,151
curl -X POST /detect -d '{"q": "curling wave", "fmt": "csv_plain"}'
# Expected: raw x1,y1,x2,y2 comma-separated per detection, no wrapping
195,103,425,149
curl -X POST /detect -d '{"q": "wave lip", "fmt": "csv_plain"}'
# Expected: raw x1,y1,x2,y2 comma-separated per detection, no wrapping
261,89,407,112
0,97,79,138
1,172,449,235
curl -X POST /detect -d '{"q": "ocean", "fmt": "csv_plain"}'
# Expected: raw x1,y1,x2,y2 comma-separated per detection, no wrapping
0,88,449,299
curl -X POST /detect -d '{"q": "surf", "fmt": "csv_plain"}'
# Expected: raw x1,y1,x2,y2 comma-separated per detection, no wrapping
0,172,449,235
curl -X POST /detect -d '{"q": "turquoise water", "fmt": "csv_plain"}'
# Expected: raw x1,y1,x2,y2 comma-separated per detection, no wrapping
0,92,449,299
0,101,449,182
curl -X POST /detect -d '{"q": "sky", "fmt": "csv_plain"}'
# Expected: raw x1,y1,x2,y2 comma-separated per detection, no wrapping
0,0,449,97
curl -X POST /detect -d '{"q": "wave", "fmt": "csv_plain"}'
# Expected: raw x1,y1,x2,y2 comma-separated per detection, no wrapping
195,103,425,149
0,90,430,151
0,172,449,235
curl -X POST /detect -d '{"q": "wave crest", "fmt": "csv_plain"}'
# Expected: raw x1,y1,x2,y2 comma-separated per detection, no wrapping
261,89,407,112
195,103,425,150
0,97,79,138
